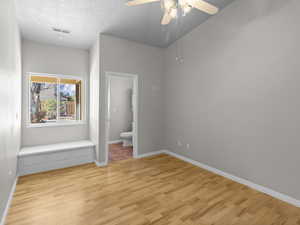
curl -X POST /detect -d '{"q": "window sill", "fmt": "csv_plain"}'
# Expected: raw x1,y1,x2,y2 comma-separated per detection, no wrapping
27,121,86,128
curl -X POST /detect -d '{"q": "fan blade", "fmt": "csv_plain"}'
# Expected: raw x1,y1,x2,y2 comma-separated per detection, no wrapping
161,11,172,25
188,0,218,14
126,0,160,6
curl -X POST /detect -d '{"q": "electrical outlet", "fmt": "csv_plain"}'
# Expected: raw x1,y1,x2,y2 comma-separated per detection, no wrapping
186,144,190,149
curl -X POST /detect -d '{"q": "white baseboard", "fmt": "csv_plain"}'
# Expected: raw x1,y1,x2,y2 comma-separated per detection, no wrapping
94,160,107,167
0,177,18,225
163,150,300,208
94,150,166,167
108,140,122,144
135,150,167,159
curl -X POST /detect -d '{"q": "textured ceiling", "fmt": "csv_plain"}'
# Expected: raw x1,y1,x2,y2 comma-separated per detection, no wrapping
16,0,235,49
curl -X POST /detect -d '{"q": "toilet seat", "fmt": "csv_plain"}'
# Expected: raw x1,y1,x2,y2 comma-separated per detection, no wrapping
120,132,133,147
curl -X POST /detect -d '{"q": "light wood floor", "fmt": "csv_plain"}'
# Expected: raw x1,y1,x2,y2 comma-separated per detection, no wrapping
6,154,300,225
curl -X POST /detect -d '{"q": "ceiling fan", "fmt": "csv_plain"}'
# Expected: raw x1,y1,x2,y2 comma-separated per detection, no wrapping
126,0,219,25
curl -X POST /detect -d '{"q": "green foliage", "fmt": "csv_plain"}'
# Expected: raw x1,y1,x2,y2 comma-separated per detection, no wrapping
43,99,57,112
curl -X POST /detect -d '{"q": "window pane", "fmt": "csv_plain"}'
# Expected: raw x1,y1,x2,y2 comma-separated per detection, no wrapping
59,79,81,120
29,75,83,125
30,77,57,124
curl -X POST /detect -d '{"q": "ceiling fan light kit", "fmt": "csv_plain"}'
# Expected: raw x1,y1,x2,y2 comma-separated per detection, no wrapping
170,8,178,18
126,0,219,25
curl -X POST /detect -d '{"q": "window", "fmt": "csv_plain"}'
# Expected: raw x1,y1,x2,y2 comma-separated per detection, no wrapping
29,74,84,126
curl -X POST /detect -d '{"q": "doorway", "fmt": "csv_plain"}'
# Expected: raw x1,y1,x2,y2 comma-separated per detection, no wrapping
105,72,138,164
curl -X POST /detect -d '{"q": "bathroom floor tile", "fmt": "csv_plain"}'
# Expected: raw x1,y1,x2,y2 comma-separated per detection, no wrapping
109,143,133,162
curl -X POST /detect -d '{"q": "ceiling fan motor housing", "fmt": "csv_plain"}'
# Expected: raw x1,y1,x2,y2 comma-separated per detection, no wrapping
127,0,218,25
162,0,192,17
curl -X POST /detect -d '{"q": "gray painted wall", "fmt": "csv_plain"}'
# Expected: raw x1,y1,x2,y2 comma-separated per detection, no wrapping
109,76,133,141
21,40,90,147
0,0,22,221
97,34,164,162
164,0,300,200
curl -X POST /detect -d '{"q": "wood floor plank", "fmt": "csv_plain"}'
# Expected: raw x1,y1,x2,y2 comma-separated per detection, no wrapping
6,154,300,225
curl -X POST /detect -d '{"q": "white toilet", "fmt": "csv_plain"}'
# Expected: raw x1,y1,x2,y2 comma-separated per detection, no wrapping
120,131,133,147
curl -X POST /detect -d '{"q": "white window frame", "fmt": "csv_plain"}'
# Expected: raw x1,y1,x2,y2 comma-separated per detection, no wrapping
27,72,86,128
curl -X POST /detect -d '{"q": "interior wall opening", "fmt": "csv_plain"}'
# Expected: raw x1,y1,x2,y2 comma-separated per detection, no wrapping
105,72,138,164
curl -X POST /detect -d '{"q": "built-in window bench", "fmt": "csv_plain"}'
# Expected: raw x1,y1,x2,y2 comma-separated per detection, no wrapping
18,141,95,176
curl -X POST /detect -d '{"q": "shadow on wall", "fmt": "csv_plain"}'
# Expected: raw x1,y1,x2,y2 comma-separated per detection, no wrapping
227,0,294,28
180,0,296,66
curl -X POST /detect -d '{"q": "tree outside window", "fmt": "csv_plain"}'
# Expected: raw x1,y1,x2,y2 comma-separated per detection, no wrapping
30,75,83,125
